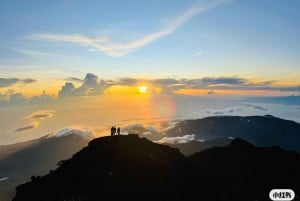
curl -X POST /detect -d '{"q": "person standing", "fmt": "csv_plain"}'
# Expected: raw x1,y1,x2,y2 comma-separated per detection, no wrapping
111,126,114,136
117,127,120,135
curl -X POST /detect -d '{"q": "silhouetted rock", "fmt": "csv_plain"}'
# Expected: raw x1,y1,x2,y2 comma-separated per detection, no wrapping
12,135,300,201
165,115,300,152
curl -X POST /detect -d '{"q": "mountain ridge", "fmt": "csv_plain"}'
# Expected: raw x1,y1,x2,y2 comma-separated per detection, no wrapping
165,115,300,152
13,135,300,201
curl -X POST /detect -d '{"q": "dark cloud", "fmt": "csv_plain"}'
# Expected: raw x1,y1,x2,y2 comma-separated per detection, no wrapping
153,78,179,85
0,78,19,87
0,77,36,88
14,122,39,132
202,77,246,85
117,77,139,86
66,77,83,82
58,73,113,97
21,78,37,84
58,82,76,97
278,86,300,92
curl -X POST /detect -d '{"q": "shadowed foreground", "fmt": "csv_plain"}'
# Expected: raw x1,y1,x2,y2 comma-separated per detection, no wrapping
13,135,300,201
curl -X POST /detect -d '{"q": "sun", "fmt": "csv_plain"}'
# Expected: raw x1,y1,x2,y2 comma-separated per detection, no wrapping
138,86,148,94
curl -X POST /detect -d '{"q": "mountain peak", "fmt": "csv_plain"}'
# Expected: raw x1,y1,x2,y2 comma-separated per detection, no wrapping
13,135,185,201
229,138,256,151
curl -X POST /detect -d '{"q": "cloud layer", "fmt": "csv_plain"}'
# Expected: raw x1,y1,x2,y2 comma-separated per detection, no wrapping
48,125,108,140
115,76,300,93
155,134,197,144
1,73,299,105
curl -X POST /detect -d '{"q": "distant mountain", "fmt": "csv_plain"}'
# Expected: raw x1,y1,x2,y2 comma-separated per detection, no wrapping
0,134,88,201
0,136,45,160
165,115,300,152
12,135,300,201
166,137,232,155
245,95,300,105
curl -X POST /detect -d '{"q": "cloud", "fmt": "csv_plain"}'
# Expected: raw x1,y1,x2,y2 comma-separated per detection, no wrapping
154,134,197,144
30,0,230,57
47,125,108,140
9,93,27,104
201,77,246,85
14,122,39,132
0,78,19,87
21,78,37,84
95,75,300,95
0,90,55,105
114,76,281,94
25,110,55,120
66,77,83,82
58,73,113,97
120,123,147,134
0,77,37,88
58,82,76,97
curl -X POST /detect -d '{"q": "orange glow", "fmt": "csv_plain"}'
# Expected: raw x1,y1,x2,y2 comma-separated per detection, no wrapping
104,85,140,95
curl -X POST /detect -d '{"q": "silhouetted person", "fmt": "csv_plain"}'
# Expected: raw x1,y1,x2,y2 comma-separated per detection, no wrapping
117,127,120,135
111,126,114,136
112,126,116,136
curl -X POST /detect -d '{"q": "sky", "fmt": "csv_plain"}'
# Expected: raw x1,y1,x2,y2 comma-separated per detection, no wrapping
0,0,299,97
0,0,300,145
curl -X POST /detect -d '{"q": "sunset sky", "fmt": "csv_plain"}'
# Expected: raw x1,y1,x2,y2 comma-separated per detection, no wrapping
0,0,300,145
0,0,299,98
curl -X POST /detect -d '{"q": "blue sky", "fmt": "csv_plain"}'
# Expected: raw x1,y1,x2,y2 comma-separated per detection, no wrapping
0,0,299,96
